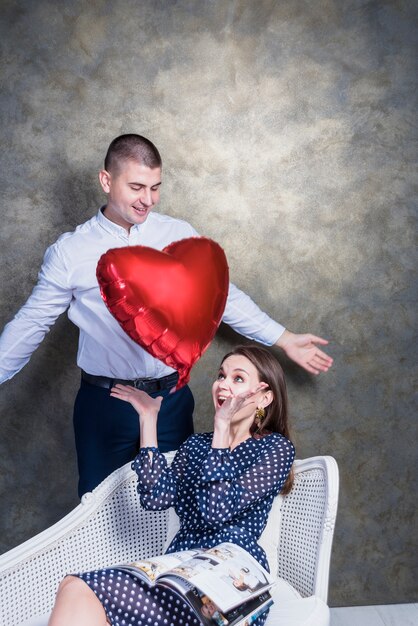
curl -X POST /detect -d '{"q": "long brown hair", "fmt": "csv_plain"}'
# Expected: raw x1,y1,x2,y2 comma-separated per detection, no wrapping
220,345,294,494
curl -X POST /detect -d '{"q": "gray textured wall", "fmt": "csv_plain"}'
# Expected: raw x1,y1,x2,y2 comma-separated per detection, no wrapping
0,0,416,607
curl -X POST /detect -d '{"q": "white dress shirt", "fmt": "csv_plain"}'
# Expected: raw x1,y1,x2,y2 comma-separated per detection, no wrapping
0,209,285,382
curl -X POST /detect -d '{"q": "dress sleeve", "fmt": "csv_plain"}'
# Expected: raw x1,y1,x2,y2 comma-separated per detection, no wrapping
131,442,190,511
196,437,295,526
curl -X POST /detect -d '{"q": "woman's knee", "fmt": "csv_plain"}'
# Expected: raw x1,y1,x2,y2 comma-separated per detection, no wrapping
56,575,87,597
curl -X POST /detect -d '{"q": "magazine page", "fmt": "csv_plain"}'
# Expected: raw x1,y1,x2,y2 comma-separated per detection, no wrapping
158,582,272,626
224,591,273,626
119,548,203,584
180,584,229,626
161,542,274,612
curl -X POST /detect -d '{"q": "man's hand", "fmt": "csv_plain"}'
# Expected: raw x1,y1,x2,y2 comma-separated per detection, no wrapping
275,330,333,374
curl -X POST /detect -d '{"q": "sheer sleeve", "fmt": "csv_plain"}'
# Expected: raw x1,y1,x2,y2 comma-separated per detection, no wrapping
131,442,190,511
196,436,295,526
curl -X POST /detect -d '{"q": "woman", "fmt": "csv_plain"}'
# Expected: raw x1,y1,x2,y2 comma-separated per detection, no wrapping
49,345,295,626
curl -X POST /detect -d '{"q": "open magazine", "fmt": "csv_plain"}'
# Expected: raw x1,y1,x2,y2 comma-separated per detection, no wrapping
116,542,275,625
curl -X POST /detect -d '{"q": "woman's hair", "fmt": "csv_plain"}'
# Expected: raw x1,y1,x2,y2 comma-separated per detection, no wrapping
220,344,294,494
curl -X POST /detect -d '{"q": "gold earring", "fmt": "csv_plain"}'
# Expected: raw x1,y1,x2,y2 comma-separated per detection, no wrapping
254,406,265,429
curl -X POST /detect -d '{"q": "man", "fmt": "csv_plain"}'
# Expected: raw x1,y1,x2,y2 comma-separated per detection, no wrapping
0,134,332,496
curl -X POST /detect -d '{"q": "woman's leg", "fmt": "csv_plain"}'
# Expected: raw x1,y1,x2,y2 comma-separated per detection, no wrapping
48,575,109,626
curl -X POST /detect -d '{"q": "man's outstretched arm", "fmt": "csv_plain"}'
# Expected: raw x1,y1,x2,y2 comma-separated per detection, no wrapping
223,282,333,375
0,243,72,383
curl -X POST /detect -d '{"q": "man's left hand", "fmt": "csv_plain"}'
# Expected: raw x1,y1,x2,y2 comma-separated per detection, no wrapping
275,330,333,375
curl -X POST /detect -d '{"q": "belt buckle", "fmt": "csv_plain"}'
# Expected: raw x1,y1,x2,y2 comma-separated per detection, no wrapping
133,378,149,390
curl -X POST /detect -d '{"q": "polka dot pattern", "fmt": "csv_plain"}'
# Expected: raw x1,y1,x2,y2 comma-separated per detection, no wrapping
79,432,295,626
79,569,200,625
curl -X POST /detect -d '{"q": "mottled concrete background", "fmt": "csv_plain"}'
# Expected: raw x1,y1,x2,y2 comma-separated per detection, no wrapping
0,0,416,607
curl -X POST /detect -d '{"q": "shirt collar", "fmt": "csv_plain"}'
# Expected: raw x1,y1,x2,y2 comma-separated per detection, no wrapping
96,207,144,238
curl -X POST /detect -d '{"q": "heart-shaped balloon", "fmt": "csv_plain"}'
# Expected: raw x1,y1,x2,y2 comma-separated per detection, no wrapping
96,237,229,389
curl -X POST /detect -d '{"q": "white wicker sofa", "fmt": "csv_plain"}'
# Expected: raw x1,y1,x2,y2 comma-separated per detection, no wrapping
0,454,339,626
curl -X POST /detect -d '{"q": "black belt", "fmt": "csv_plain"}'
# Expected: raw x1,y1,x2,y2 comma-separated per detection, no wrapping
81,370,179,393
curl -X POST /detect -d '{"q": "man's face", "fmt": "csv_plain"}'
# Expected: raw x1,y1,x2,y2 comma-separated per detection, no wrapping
99,160,161,231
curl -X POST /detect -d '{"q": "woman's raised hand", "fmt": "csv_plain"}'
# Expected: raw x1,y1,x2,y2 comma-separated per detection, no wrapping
211,382,269,450
214,383,269,425
111,385,162,449
110,384,163,417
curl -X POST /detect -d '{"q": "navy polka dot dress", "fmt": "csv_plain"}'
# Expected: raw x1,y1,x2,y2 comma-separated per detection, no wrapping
78,432,295,625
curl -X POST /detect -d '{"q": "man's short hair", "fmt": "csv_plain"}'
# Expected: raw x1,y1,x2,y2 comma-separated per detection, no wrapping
104,134,162,173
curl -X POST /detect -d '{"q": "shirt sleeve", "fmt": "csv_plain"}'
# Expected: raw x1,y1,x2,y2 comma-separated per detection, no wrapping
0,242,72,383
196,437,295,527
222,282,285,346
131,443,190,511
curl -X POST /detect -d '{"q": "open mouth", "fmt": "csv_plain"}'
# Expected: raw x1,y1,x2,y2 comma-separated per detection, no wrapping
217,397,228,407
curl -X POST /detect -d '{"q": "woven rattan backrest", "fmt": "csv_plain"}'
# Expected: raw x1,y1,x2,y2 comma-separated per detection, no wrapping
277,456,338,602
0,467,168,626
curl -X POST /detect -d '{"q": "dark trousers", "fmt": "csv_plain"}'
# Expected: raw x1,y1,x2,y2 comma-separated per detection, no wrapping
73,379,195,497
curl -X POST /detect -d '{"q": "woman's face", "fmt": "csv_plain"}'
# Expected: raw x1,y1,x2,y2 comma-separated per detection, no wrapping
212,354,265,421
201,599,217,616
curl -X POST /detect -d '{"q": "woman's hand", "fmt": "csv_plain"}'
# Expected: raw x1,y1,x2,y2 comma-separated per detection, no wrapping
110,384,163,417
212,383,268,449
110,384,163,449
214,383,268,426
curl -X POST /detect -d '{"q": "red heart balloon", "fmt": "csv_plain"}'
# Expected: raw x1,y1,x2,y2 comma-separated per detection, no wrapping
96,237,229,389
